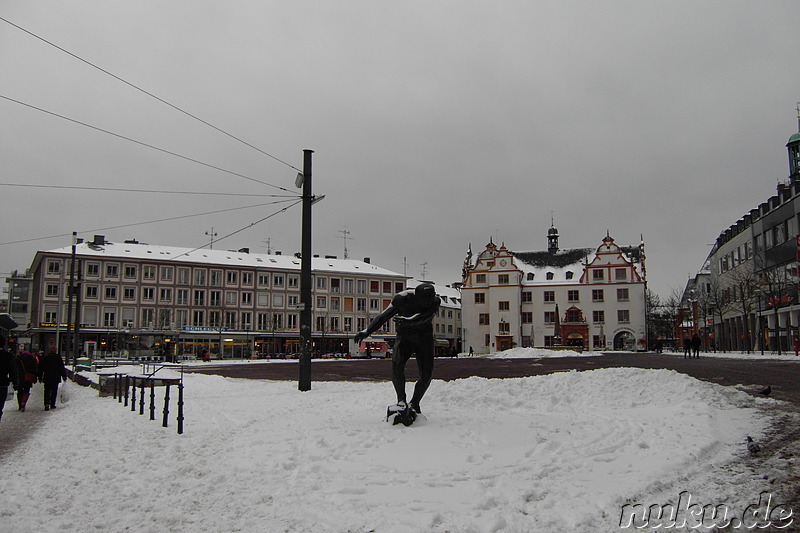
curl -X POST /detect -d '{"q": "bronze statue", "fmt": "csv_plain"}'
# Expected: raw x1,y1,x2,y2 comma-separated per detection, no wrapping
354,283,440,418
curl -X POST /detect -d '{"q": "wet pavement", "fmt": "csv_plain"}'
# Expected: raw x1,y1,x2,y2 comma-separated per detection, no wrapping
186,351,800,405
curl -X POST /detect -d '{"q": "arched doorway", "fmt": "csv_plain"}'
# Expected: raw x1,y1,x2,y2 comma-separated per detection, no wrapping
613,331,634,351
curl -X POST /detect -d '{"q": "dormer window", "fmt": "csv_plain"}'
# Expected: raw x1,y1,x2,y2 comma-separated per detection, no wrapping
565,271,574,280
546,272,554,280
527,273,535,281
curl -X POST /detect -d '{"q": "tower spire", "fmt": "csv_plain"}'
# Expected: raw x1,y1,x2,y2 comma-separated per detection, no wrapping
547,217,559,254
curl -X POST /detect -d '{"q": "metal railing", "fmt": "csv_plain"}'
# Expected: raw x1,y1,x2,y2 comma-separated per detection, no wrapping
110,373,184,434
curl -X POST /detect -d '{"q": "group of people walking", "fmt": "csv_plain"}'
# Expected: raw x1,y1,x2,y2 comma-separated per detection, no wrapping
683,334,702,358
0,335,68,424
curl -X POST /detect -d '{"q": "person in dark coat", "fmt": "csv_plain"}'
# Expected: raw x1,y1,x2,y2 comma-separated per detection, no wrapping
0,336,18,423
691,334,702,358
38,346,67,411
683,337,691,358
16,351,38,412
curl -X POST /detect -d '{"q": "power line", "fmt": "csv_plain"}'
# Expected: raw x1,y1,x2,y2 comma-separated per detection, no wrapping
0,93,294,193
0,15,302,173
0,199,299,247
0,182,297,198
170,199,303,260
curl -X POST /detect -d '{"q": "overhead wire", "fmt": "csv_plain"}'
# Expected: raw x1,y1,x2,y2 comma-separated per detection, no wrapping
169,199,303,259
0,15,303,173
0,94,297,194
0,199,300,247
0,182,296,198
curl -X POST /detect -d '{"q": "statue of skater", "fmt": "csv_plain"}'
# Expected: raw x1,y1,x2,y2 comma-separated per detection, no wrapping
354,283,440,423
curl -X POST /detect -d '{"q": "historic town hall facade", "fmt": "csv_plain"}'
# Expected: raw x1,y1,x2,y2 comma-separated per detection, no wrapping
461,227,647,354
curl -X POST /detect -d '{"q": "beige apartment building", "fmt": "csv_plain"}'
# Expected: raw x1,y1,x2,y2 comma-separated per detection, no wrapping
27,235,409,359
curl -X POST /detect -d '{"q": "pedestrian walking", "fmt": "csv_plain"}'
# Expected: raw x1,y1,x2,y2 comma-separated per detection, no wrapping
16,350,38,412
691,334,702,359
38,346,67,411
683,337,691,358
0,336,18,423
469,346,474,357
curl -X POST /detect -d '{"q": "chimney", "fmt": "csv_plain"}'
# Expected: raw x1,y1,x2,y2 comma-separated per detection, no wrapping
238,247,250,254
363,257,371,264
275,251,282,255
93,235,106,246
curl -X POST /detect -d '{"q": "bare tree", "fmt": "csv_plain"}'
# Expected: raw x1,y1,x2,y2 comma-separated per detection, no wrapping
704,277,735,352
754,266,798,354
725,265,757,352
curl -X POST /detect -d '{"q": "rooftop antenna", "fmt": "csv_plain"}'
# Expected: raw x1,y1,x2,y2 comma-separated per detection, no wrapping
796,101,800,132
403,257,408,277
263,236,272,254
420,262,429,280
205,227,218,249
338,228,351,259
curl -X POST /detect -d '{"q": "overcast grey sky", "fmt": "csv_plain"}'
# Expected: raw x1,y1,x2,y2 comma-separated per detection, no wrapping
1,1,798,298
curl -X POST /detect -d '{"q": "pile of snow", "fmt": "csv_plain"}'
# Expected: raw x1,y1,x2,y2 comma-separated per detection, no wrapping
478,347,588,358
1,367,781,532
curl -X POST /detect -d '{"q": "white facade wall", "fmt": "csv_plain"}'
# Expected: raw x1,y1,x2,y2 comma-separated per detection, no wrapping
462,236,646,354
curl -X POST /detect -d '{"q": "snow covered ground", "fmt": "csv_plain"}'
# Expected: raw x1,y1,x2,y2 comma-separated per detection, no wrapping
1,354,796,532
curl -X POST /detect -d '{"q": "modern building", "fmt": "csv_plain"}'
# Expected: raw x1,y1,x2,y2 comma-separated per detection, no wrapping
25,235,410,359
700,115,800,352
461,228,647,354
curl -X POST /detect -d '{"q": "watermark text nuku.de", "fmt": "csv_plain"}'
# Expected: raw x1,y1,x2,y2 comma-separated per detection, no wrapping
619,491,793,530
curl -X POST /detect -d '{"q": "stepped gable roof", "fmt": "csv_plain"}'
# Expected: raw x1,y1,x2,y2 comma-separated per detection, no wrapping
511,248,591,269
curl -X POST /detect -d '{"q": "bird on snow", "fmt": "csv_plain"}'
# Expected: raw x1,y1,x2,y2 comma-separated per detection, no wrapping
746,436,761,455
759,386,772,396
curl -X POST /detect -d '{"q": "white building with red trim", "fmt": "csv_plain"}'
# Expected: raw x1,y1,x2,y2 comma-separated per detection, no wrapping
461,227,647,354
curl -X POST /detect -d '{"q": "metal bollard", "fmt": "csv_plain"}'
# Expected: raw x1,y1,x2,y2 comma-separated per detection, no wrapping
124,375,129,407
149,382,156,421
162,384,171,428
130,379,137,412
177,382,184,435
139,382,145,415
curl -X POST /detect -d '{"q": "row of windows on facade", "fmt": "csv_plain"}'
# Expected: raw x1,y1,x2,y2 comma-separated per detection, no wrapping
718,215,799,273
41,306,455,336
474,268,630,284
473,288,631,305
46,284,382,311
44,259,404,294
42,284,461,324
479,309,631,329
483,335,609,348
42,295,458,327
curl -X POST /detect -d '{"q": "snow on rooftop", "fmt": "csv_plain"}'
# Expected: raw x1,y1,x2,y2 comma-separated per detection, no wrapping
45,240,406,278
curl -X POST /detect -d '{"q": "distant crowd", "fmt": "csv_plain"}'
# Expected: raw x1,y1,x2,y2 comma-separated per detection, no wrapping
0,336,68,424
